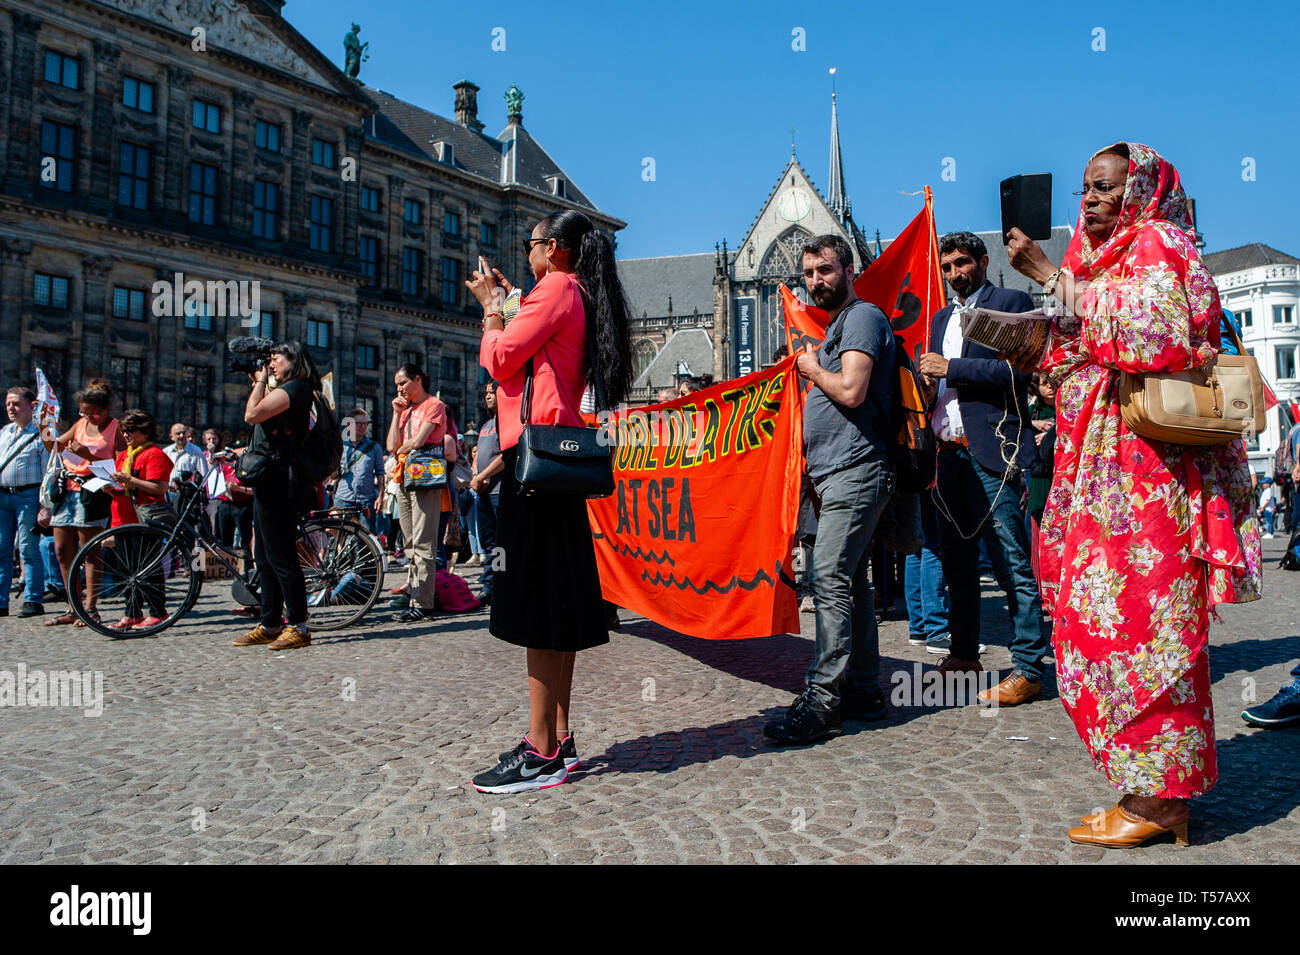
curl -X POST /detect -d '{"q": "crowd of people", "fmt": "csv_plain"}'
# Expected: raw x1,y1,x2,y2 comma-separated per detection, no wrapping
5,145,1300,844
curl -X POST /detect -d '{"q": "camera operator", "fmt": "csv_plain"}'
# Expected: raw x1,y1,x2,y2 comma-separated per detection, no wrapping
231,341,320,651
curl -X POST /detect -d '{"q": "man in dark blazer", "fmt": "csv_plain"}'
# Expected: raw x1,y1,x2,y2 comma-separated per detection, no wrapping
917,231,1048,707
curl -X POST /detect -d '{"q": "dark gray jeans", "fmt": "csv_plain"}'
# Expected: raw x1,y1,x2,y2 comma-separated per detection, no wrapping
806,456,895,708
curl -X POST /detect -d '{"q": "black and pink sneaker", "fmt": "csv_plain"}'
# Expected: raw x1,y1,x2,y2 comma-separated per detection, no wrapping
472,739,568,794
559,734,580,772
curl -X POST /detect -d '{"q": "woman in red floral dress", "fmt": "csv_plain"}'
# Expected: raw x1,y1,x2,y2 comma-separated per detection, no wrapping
1007,142,1261,847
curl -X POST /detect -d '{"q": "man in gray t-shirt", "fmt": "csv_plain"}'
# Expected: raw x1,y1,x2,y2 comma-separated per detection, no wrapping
764,234,897,746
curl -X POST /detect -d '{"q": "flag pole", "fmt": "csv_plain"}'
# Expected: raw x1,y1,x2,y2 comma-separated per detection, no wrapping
923,185,940,356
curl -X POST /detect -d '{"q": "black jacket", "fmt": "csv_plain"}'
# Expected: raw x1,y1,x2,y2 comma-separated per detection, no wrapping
928,284,1038,474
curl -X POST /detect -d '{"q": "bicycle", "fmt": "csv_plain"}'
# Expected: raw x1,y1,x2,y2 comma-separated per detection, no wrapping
67,458,385,638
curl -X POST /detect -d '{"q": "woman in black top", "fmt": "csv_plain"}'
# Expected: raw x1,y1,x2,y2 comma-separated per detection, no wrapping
233,341,319,651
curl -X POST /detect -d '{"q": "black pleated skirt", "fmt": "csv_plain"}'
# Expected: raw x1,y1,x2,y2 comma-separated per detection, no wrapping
489,447,610,652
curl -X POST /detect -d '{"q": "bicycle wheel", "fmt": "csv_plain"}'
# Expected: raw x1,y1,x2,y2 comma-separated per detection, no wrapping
297,518,383,630
68,523,202,638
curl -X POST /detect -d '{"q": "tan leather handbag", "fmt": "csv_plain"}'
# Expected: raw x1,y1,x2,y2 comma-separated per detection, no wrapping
1118,321,1265,446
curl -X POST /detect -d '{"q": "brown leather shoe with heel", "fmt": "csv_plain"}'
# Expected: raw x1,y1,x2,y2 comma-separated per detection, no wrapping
1068,804,1189,848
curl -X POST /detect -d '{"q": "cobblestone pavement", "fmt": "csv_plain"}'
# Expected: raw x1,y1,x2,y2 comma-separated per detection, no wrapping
1,541,1298,865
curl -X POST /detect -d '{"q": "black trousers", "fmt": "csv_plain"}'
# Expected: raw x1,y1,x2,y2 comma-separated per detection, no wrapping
215,499,253,551
253,477,307,628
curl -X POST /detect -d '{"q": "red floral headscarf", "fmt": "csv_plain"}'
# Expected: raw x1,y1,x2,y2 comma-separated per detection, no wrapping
1060,142,1194,280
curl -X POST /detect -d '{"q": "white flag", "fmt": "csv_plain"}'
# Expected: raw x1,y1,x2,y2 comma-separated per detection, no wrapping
34,366,60,429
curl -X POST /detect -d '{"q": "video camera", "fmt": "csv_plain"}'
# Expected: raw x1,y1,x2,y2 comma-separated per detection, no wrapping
227,336,275,375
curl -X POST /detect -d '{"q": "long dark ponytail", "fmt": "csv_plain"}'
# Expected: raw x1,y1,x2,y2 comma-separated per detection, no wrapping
538,210,633,407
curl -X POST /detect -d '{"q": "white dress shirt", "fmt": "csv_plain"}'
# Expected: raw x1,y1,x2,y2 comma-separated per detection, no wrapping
164,440,207,478
931,282,992,441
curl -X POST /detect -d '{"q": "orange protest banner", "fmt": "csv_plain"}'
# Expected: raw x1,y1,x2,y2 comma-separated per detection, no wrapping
587,357,803,639
783,187,945,365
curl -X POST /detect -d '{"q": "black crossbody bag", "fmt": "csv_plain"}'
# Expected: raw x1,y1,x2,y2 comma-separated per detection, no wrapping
514,288,615,498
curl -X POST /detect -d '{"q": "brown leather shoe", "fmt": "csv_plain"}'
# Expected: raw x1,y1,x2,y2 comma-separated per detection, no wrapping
267,624,310,650
936,655,981,674
232,623,282,647
1068,804,1189,848
977,670,1041,706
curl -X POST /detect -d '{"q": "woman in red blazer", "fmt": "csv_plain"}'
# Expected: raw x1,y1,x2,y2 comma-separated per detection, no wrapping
467,210,632,794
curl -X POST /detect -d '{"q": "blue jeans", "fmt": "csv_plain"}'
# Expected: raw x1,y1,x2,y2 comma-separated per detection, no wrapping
41,535,61,592
0,487,43,607
464,489,482,554
475,488,499,594
935,447,1048,680
903,495,948,641
806,457,895,708
1262,508,1275,535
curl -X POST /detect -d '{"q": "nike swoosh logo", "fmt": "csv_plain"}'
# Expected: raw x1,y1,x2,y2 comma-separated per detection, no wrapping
519,763,544,778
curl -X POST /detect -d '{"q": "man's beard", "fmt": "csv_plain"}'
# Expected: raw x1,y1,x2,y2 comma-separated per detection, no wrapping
812,282,848,310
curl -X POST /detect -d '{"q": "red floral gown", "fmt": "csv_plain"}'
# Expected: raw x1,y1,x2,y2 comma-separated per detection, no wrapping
1039,143,1262,798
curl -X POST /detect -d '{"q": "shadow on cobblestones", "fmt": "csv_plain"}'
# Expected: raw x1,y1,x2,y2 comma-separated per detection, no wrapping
1191,727,1300,844
313,613,490,644
1210,634,1300,683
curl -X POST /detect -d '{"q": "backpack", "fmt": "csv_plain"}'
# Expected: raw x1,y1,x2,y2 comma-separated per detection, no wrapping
1276,424,1300,484
294,390,344,487
888,341,937,493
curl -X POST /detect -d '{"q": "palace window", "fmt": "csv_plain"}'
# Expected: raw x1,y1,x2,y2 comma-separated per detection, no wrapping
188,161,217,225
117,143,151,210
40,120,76,193
255,120,281,152
307,318,330,349
402,248,422,295
360,236,379,285
440,257,460,305
252,179,278,238
44,50,79,89
110,356,144,412
310,196,333,252
112,287,146,322
311,138,336,169
191,98,221,134
34,273,70,310
122,76,154,113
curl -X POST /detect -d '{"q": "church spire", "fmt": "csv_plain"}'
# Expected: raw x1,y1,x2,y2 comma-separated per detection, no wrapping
827,71,848,223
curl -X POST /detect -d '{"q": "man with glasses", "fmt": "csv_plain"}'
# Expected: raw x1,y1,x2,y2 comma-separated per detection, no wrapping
0,386,50,617
332,408,386,532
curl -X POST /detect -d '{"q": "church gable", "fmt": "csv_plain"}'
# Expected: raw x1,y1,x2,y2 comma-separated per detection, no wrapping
110,0,352,95
732,160,855,283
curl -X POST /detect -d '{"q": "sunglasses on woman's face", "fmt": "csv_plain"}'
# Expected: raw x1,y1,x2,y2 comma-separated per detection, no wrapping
522,237,547,256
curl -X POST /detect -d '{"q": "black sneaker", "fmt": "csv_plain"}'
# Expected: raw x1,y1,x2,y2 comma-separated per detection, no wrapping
559,734,580,771
841,692,888,722
17,602,44,618
395,606,433,622
477,591,492,606
1242,683,1300,728
763,689,842,745
472,739,569,794
908,632,927,646
926,634,986,655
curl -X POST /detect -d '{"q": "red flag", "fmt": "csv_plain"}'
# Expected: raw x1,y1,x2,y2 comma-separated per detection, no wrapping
780,188,944,364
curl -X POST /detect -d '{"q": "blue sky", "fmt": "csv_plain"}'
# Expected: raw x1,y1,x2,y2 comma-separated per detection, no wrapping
291,0,1299,260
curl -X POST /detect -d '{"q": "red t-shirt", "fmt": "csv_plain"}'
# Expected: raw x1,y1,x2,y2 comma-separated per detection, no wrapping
110,445,174,526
